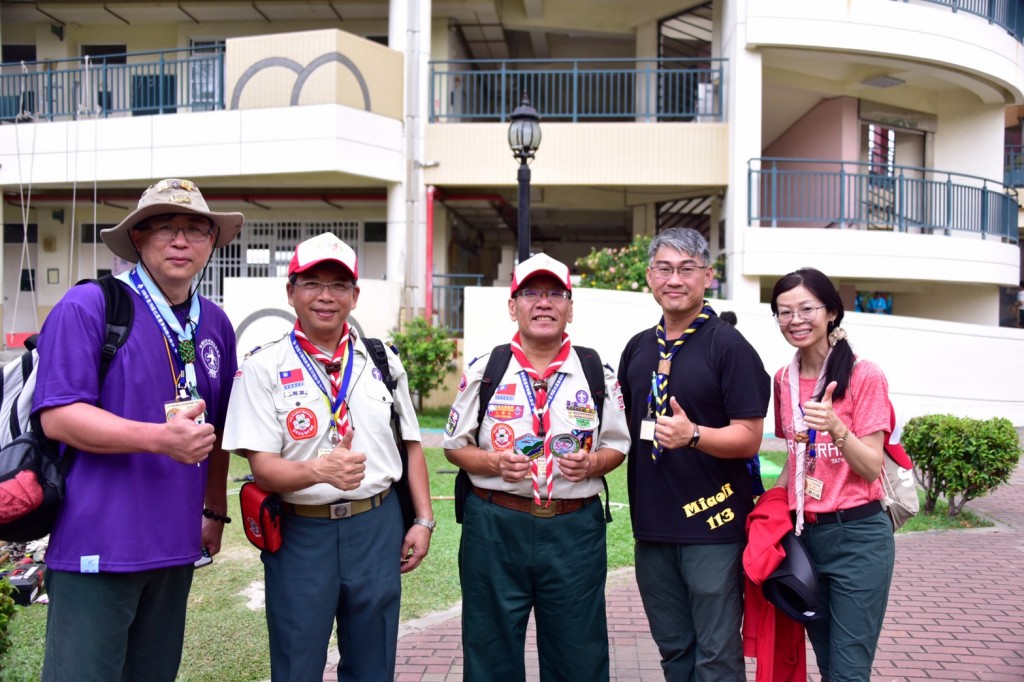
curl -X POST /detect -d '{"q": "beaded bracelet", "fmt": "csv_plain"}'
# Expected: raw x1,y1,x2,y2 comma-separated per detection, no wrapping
202,507,232,524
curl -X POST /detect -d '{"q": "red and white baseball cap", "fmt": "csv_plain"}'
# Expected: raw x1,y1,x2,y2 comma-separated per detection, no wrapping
510,253,572,295
288,233,358,279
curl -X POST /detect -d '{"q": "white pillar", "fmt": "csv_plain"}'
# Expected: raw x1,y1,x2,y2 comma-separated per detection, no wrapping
721,0,762,304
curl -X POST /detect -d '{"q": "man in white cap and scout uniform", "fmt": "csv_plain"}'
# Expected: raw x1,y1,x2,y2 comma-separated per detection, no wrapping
444,252,630,681
32,178,243,681
222,232,435,681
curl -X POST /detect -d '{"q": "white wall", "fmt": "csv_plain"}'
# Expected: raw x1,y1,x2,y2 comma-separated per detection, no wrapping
462,285,1024,428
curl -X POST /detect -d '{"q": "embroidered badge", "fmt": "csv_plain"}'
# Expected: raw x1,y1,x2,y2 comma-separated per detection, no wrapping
572,429,594,452
200,339,221,378
550,433,581,457
566,403,596,428
458,374,468,392
514,434,545,460
487,404,525,422
286,407,318,440
491,423,514,450
613,380,625,411
575,389,589,404
492,382,517,402
279,369,304,386
371,367,383,381
445,408,460,436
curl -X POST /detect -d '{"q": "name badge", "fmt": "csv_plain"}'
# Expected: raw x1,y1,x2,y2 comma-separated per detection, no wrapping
805,476,824,500
317,447,333,458
640,418,656,442
164,398,205,424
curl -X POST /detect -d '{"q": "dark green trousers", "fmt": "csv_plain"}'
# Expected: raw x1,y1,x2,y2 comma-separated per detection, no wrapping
800,509,895,682
459,493,610,681
42,565,194,682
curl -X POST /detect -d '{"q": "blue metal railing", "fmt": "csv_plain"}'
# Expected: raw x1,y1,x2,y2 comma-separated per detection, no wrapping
905,0,1024,41
0,46,224,122
748,158,1019,243
429,58,724,123
433,273,484,335
1005,145,1024,187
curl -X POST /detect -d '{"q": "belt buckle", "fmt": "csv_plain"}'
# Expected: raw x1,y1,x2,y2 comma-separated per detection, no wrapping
329,502,353,519
531,501,556,518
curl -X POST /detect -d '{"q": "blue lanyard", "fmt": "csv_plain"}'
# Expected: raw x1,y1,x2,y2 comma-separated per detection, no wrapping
122,268,200,395
289,332,354,426
517,370,567,436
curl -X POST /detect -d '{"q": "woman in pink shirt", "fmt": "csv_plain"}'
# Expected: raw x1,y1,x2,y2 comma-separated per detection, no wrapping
770,267,895,682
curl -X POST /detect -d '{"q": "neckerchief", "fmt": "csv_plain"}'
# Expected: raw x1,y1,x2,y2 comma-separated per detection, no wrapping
785,349,830,536
651,302,713,460
118,267,201,398
292,321,354,440
510,331,572,506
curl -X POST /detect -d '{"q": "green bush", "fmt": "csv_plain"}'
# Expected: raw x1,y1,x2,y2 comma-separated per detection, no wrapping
902,414,1020,516
0,578,15,659
389,316,457,409
574,235,652,292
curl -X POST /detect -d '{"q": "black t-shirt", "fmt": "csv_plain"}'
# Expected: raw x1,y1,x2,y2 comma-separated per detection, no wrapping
617,316,770,544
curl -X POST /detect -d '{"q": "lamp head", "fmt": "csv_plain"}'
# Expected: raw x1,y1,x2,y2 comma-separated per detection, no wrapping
508,92,542,161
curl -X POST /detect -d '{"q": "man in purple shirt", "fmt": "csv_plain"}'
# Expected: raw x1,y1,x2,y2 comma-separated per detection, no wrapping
31,179,243,682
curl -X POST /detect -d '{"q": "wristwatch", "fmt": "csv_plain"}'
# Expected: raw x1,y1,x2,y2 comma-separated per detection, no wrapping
412,518,436,533
686,424,701,449
833,426,851,449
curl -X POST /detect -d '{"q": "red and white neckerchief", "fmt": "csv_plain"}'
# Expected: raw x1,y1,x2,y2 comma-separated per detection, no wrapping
294,320,352,438
510,331,572,506
786,349,829,536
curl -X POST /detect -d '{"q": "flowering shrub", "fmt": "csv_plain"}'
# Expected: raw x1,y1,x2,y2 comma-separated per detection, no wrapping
574,235,652,293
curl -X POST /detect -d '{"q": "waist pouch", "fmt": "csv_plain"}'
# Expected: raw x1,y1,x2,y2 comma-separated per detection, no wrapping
239,481,282,553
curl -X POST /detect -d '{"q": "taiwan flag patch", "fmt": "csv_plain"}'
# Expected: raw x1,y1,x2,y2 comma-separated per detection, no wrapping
279,369,304,386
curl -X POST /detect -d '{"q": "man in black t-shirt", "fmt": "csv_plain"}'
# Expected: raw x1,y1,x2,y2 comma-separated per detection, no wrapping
618,228,770,682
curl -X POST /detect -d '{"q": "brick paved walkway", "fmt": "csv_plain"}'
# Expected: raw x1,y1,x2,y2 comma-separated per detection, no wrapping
325,439,1024,681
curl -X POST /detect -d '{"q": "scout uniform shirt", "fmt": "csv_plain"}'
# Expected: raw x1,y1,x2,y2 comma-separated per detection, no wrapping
223,331,420,505
443,347,629,500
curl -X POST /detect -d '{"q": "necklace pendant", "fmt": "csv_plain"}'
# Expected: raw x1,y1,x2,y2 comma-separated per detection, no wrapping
658,359,672,375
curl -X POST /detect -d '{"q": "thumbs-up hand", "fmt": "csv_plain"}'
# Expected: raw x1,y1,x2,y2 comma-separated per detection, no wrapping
163,399,215,464
654,396,696,450
314,428,366,491
802,380,840,434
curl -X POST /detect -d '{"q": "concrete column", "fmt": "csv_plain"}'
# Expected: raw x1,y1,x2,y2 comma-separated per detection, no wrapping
721,0,762,304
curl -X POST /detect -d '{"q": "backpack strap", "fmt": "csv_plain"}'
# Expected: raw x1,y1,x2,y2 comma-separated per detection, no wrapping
90,275,135,385
363,337,414,531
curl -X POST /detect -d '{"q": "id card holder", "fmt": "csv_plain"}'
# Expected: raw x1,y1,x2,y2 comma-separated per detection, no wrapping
640,418,656,442
805,476,824,500
164,398,205,424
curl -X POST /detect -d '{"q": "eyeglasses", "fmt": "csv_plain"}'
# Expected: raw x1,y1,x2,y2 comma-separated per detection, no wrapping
775,305,827,325
139,224,215,243
517,288,571,301
649,264,708,280
295,281,356,296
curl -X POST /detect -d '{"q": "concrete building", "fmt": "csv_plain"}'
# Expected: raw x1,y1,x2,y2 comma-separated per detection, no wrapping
2,0,1023,420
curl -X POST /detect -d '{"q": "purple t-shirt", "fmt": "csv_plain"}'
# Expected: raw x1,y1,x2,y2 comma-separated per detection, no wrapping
31,281,237,573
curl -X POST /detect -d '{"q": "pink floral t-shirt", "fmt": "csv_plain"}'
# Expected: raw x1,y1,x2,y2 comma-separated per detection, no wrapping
773,359,890,513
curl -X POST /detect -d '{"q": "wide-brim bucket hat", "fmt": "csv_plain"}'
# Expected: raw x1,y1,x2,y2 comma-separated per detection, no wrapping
101,179,244,262
762,530,821,623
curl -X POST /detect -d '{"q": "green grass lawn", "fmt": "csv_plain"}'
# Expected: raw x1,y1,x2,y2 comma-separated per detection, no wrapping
0,448,993,680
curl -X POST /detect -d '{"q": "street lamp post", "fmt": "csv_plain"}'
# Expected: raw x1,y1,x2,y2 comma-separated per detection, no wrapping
508,92,542,263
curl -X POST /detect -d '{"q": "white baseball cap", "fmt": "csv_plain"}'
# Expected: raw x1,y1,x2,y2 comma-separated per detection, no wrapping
510,253,572,295
288,232,358,280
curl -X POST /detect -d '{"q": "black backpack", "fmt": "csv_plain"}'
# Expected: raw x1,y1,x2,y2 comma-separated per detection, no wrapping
453,343,612,523
363,337,415,532
0,276,134,542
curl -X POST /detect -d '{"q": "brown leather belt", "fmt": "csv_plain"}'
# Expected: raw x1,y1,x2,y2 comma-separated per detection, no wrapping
802,500,882,525
472,485,596,518
281,487,390,520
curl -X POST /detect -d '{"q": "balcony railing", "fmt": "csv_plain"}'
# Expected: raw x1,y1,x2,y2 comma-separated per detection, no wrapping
749,158,1019,243
433,273,484,336
0,47,224,123
429,58,724,123
1005,145,1024,187
907,0,1024,41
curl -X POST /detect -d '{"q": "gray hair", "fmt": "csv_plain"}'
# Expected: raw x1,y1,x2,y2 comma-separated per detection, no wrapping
648,228,711,266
